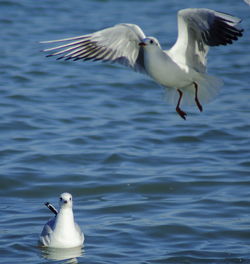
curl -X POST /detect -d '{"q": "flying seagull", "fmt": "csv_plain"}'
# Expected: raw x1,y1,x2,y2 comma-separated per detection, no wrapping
39,193,84,248
41,8,243,119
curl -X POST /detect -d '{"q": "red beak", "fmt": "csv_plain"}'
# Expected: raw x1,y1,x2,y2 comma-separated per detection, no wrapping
139,42,146,46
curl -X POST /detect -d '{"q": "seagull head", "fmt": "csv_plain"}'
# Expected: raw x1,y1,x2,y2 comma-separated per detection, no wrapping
59,192,73,209
139,37,161,48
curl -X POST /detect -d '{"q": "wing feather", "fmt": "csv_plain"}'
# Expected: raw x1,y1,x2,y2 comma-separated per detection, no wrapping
42,23,146,73
169,8,243,73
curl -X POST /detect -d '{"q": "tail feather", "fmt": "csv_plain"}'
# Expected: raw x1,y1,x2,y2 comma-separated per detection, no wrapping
164,74,223,107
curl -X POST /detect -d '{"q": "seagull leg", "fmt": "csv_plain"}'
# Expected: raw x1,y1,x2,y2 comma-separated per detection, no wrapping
176,89,187,120
194,82,203,112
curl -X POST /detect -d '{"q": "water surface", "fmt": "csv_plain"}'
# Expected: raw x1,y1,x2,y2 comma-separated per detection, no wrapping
1,0,250,263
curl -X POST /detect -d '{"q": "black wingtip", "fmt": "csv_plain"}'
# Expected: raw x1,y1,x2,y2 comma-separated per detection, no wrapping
44,202,58,215
239,29,244,37
203,17,244,47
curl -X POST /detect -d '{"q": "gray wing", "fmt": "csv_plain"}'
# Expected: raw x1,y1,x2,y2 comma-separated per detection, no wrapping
75,222,84,244
41,23,146,73
169,8,243,73
39,217,55,246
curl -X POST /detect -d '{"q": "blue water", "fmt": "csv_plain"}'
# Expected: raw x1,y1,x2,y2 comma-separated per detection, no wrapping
1,0,250,263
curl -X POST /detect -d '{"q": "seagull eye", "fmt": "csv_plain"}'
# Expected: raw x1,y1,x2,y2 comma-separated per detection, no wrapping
150,39,154,44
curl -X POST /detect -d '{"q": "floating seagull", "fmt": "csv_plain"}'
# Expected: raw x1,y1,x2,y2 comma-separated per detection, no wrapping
39,193,84,248
41,8,243,119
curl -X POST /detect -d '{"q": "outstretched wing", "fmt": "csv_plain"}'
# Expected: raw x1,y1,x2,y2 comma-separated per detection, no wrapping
169,8,243,73
41,23,146,73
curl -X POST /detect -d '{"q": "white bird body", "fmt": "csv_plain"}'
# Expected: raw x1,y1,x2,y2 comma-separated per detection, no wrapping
143,44,192,88
41,8,243,119
40,193,84,249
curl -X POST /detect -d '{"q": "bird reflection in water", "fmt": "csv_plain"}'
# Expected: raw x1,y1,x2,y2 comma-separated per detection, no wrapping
40,245,84,263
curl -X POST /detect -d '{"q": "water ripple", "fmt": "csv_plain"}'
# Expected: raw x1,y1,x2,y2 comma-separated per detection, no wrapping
1,0,250,263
